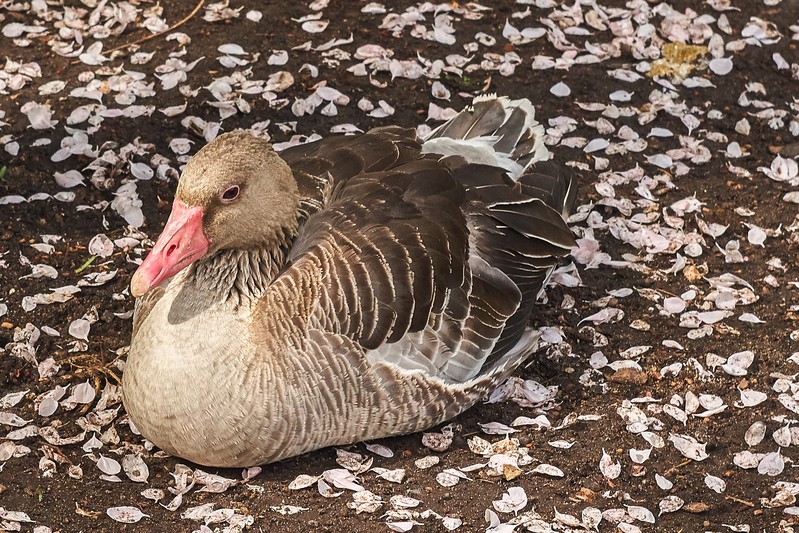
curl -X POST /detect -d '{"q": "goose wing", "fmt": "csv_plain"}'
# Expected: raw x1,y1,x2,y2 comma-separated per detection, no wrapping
279,128,473,354
258,126,573,384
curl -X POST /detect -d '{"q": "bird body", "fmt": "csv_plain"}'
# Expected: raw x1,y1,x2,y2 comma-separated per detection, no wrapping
123,95,576,467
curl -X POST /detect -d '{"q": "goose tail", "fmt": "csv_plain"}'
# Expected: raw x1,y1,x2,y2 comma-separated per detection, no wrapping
422,94,550,181
422,96,578,378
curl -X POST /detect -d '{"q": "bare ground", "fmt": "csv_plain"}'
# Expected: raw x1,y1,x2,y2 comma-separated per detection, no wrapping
1,1,799,532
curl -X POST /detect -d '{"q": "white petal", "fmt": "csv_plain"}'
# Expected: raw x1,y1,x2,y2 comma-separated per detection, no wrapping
698,310,729,324
218,43,246,55
531,464,564,477
648,127,673,137
88,234,114,258
130,162,154,180
658,495,684,515
54,170,84,188
68,319,91,341
550,82,571,97
72,381,96,403
669,434,709,461
599,448,621,479
302,20,329,33
757,450,785,476
663,297,686,314
773,52,789,69
583,138,609,153
745,225,766,247
364,443,393,458
739,313,764,324
704,474,726,493
745,421,767,446
626,505,655,523
106,506,148,524
647,153,673,168
609,90,633,102
97,455,122,475
431,81,451,100
773,426,792,447
492,486,528,513
655,473,673,490
288,474,319,490
709,57,733,75
122,454,150,483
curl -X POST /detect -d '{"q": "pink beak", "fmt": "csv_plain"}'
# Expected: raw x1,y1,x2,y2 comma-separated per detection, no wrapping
130,200,210,298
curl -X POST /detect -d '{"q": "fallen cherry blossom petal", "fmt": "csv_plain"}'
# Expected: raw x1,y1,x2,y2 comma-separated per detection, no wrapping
106,506,148,524
550,82,571,97
709,57,734,75
599,448,621,479
705,474,727,493
758,450,785,476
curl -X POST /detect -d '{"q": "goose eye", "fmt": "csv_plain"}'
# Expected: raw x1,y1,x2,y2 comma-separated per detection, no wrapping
221,185,240,202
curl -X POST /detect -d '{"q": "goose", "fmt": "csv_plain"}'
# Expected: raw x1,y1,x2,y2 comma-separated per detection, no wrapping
123,95,576,468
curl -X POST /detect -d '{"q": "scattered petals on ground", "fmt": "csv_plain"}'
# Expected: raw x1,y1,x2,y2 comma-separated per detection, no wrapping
1,0,798,532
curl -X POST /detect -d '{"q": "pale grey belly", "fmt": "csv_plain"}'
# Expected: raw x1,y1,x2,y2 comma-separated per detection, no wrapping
124,307,279,466
123,304,481,467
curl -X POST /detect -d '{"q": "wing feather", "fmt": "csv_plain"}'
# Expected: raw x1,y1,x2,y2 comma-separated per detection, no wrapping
254,118,575,385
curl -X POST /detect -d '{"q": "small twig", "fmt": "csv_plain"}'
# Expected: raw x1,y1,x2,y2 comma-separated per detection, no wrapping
82,0,206,61
106,0,206,55
663,459,691,476
41,444,75,466
656,287,680,298
725,495,755,508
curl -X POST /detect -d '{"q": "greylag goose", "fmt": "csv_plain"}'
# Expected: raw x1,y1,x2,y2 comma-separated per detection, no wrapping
123,95,576,467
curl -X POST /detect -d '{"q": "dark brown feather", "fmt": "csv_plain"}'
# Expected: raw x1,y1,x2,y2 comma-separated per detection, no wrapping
267,105,574,382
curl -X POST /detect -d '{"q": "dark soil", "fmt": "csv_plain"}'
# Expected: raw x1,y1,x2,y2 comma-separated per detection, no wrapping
1,1,798,532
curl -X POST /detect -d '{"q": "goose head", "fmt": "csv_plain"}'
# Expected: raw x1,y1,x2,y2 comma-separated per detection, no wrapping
130,131,299,297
